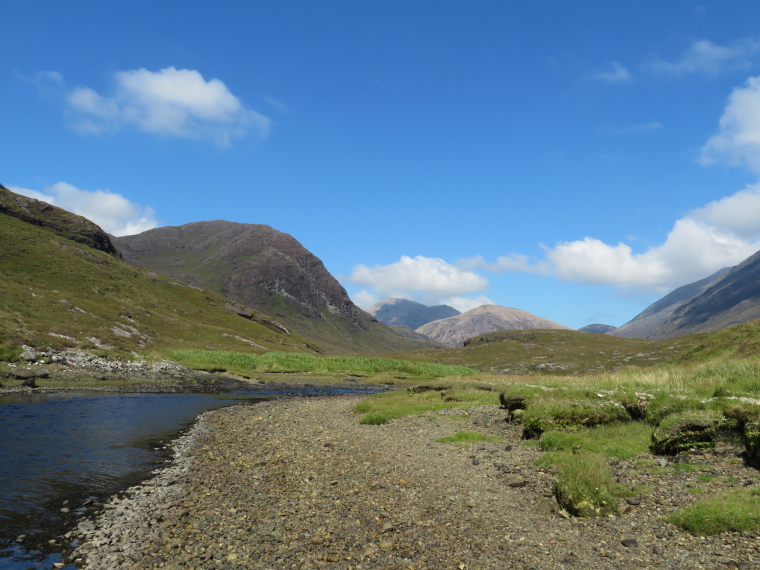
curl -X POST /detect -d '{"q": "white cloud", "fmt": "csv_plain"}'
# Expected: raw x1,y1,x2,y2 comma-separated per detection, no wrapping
9,182,159,236
689,182,760,237
700,75,760,172
649,39,760,76
588,62,631,83
348,255,488,307
544,210,759,294
61,67,270,146
442,295,495,313
352,290,379,310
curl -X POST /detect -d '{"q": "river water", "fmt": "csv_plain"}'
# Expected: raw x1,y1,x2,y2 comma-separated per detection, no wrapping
0,385,375,569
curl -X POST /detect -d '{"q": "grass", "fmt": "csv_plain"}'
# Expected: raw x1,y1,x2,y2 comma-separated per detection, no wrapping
667,488,760,535
435,430,501,443
538,422,652,459
537,451,626,516
355,383,498,424
172,349,482,380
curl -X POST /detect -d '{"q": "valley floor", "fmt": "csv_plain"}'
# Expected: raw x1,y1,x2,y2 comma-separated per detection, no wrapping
69,396,760,569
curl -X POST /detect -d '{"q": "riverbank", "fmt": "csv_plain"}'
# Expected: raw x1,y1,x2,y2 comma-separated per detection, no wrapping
66,395,760,569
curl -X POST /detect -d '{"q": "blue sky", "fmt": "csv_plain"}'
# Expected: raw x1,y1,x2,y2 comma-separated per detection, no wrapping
4,1,760,330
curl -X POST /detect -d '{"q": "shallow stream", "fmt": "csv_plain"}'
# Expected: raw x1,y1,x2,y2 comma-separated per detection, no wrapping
0,385,375,569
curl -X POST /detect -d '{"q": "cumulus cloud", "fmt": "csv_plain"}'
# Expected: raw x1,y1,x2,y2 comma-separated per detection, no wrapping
649,39,760,77
10,182,159,236
587,62,631,83
700,75,760,172
348,255,488,308
56,67,270,146
542,184,760,293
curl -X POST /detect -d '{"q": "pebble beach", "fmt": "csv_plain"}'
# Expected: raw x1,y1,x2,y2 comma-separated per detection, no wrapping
67,395,760,569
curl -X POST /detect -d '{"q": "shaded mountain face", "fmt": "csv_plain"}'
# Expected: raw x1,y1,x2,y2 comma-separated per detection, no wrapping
0,184,120,257
113,221,415,353
367,298,460,330
578,324,617,334
612,268,730,340
648,250,760,340
416,304,570,347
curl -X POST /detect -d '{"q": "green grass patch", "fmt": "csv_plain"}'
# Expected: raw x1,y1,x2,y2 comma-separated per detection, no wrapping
539,422,653,459
666,488,760,535
354,383,499,424
537,451,624,517
435,431,501,443
173,349,481,379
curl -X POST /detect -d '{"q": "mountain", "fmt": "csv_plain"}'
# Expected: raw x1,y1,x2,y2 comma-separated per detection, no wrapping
0,184,120,256
0,193,312,356
415,304,570,347
578,324,617,334
648,249,760,340
612,268,730,339
367,298,460,330
112,222,419,354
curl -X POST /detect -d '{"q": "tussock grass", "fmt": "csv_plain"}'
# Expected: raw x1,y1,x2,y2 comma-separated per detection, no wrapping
667,488,760,535
537,451,625,516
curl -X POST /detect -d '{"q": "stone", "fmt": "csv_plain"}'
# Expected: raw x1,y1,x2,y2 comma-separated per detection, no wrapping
621,538,638,548
20,350,37,361
12,368,36,380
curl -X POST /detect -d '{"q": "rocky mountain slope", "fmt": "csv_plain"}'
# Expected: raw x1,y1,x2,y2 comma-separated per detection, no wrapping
0,200,311,356
612,268,730,339
367,298,460,330
0,184,120,256
113,222,419,354
415,304,570,347
647,249,760,340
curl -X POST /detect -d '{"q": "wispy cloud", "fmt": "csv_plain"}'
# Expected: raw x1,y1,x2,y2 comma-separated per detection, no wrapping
9,182,159,236
37,67,270,147
602,122,663,135
649,39,760,77
587,62,631,83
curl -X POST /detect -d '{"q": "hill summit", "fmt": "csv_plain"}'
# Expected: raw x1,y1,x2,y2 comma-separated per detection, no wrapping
416,304,570,347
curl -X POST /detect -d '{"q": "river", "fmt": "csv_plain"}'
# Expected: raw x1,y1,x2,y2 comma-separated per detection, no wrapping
0,385,376,569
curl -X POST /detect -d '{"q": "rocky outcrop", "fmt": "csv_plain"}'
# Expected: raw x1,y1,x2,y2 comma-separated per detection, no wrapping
0,184,120,257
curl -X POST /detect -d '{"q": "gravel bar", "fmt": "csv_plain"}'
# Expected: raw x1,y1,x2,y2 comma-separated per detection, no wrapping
68,396,760,569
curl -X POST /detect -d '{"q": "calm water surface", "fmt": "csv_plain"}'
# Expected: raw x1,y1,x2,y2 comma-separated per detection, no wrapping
0,386,373,569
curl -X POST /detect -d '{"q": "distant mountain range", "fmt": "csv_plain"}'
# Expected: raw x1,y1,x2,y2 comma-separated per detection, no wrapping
367,298,460,330
369,299,571,347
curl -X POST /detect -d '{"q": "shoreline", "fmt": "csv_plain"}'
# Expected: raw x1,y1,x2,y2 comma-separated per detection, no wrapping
65,395,760,569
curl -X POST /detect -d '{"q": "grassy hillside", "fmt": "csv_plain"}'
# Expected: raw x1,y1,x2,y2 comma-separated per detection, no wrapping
395,328,706,375
0,213,316,357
